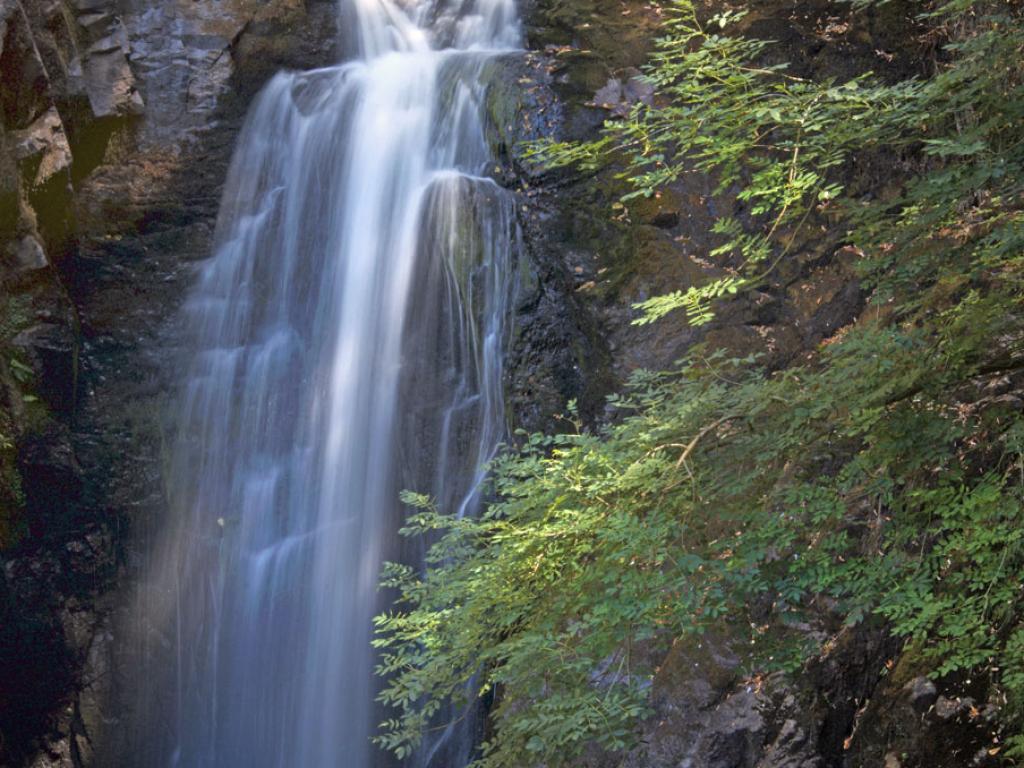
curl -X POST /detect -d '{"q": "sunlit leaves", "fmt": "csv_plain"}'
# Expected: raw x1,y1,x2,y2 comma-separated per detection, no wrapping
376,0,1024,764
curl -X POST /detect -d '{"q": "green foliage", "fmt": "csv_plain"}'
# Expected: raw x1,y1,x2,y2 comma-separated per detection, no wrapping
378,329,1024,764
526,0,1023,327
377,0,1024,765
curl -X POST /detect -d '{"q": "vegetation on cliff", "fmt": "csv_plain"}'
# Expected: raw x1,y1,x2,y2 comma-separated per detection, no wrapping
375,0,1024,764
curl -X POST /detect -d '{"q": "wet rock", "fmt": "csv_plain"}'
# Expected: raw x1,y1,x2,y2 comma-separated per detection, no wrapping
72,615,116,766
933,695,973,722
649,209,680,228
25,729,74,768
841,649,1000,767
706,690,765,766
13,323,78,414
6,234,49,273
0,559,75,766
592,69,654,116
781,247,864,350
759,718,821,768
595,634,770,768
904,676,938,715
17,427,82,536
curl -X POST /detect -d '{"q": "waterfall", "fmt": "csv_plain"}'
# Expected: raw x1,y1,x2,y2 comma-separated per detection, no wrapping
129,0,521,765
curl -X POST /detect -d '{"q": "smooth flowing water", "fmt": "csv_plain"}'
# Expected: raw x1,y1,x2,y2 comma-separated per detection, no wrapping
131,0,520,764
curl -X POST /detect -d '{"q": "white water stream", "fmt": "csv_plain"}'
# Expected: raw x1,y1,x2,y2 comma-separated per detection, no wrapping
132,0,521,764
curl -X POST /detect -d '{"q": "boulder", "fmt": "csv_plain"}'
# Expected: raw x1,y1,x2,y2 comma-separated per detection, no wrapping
10,107,73,188
6,234,49,273
70,18,145,119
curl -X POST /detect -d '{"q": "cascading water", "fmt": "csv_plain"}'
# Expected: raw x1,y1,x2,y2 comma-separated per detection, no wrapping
128,0,521,765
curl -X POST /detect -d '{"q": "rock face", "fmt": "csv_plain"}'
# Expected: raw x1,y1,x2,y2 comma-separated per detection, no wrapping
494,0,1003,765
